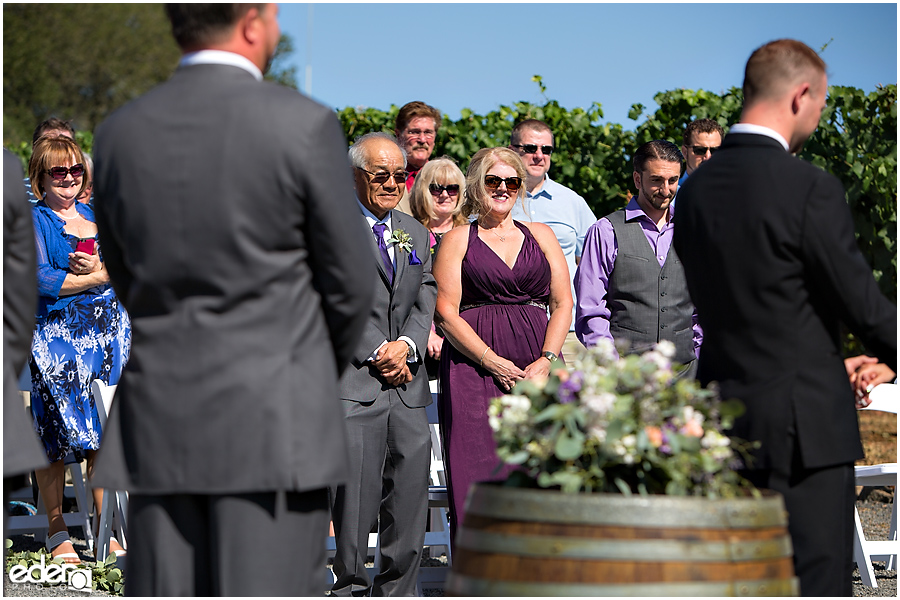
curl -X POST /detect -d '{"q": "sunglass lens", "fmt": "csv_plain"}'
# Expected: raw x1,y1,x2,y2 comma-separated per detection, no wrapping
445,184,459,195
70,164,85,178
484,176,501,189
49,167,68,179
506,178,521,192
541,146,554,155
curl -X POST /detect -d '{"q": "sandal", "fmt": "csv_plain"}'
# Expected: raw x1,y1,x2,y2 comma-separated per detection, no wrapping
109,536,126,557
47,531,81,564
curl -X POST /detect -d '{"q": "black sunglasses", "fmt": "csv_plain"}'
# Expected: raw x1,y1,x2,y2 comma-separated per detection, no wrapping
484,175,522,193
512,144,554,155
428,183,460,196
690,145,720,156
46,164,85,180
357,167,409,185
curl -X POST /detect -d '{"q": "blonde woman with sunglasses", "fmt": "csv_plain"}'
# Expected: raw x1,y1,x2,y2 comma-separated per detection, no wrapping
432,147,572,548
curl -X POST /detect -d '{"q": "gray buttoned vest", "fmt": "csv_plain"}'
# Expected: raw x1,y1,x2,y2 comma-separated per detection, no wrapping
606,209,695,364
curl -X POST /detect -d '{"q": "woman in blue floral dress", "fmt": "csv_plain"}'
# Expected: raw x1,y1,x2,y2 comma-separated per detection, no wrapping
27,136,131,562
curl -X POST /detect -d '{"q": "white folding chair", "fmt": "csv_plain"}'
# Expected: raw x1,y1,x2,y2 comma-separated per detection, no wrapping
6,370,94,552
417,378,452,594
853,382,898,588
91,379,129,562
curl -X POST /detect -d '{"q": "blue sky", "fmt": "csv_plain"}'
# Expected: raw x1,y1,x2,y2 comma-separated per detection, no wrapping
277,2,897,126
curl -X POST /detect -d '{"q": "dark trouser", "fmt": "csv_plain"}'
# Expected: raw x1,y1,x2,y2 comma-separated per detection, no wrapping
126,489,329,596
744,452,855,597
330,395,431,597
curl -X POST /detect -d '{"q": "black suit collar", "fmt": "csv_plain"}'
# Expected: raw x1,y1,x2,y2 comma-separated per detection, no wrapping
723,132,787,151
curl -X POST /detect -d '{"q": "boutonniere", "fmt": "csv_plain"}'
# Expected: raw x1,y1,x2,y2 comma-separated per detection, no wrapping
387,229,413,254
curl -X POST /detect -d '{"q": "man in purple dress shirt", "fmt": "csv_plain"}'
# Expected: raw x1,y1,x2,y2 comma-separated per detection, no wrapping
574,140,701,376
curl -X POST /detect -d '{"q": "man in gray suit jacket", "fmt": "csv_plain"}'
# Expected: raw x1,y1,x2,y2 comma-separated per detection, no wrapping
4,149,48,533
92,5,373,595
330,133,437,596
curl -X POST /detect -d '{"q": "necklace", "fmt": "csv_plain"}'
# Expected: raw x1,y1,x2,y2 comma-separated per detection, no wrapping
483,225,512,242
53,209,78,220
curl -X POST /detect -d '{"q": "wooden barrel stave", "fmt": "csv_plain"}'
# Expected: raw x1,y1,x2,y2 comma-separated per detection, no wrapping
447,484,799,596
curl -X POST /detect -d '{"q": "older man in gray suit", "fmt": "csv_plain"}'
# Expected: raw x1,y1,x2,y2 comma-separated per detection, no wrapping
92,4,373,595
330,133,437,596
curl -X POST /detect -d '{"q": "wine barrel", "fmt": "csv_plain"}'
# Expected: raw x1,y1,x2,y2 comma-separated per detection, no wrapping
447,483,798,596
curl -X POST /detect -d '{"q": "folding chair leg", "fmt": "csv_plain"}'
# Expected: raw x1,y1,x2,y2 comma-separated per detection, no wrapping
853,506,877,588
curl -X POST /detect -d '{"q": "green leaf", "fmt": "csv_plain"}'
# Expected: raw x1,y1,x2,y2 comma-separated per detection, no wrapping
555,430,585,460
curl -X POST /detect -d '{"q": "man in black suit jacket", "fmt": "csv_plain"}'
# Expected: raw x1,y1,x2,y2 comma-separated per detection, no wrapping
675,39,896,596
92,5,373,595
330,133,437,596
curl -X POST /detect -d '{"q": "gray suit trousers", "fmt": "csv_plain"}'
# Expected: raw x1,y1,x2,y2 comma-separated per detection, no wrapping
330,396,431,596
125,489,329,596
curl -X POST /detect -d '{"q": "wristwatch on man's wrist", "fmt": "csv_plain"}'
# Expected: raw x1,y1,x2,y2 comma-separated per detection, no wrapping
405,340,415,359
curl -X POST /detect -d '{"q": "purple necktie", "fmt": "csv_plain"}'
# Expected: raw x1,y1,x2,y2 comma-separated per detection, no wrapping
373,222,394,281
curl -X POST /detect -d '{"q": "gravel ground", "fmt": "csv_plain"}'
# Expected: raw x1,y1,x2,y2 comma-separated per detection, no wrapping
5,489,895,597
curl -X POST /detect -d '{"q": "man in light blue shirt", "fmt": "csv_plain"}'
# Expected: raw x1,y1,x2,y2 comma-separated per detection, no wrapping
509,119,596,361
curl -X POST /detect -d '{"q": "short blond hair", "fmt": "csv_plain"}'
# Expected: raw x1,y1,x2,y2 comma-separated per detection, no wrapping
463,147,527,219
28,136,86,201
408,157,467,228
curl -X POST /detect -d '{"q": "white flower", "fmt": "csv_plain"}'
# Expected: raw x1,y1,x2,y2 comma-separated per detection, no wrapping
587,425,607,443
582,392,616,417
655,340,676,359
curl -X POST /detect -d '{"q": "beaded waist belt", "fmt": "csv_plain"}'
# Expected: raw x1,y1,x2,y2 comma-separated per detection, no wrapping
459,299,549,313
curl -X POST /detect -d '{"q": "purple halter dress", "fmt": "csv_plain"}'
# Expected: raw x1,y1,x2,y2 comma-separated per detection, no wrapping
438,220,551,546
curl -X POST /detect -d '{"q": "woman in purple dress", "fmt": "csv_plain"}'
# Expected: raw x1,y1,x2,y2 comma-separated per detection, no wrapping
433,147,572,546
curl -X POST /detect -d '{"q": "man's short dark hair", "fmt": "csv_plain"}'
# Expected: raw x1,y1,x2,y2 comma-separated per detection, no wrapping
682,118,725,147
633,140,683,173
510,119,554,146
165,3,264,49
32,117,75,146
394,101,441,134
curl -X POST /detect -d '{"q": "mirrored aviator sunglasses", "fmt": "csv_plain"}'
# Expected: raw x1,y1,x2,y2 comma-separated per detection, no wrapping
484,175,522,193
429,183,460,196
46,164,85,180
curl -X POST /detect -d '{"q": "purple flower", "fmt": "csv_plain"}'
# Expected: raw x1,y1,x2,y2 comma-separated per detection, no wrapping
408,249,422,265
557,371,583,403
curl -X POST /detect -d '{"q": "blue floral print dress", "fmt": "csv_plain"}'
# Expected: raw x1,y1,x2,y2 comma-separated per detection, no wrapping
29,202,131,463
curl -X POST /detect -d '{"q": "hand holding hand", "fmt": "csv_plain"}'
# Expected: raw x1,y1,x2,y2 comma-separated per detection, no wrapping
523,356,552,383
374,341,410,374
483,351,526,393
853,362,896,408
845,354,878,379
383,364,413,387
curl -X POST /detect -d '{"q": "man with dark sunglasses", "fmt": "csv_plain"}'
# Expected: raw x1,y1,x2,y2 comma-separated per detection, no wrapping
679,118,724,185
331,132,436,596
91,4,373,595
575,140,701,378
508,119,596,361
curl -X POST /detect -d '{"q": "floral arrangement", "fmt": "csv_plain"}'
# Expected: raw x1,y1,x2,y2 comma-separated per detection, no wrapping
488,340,759,498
